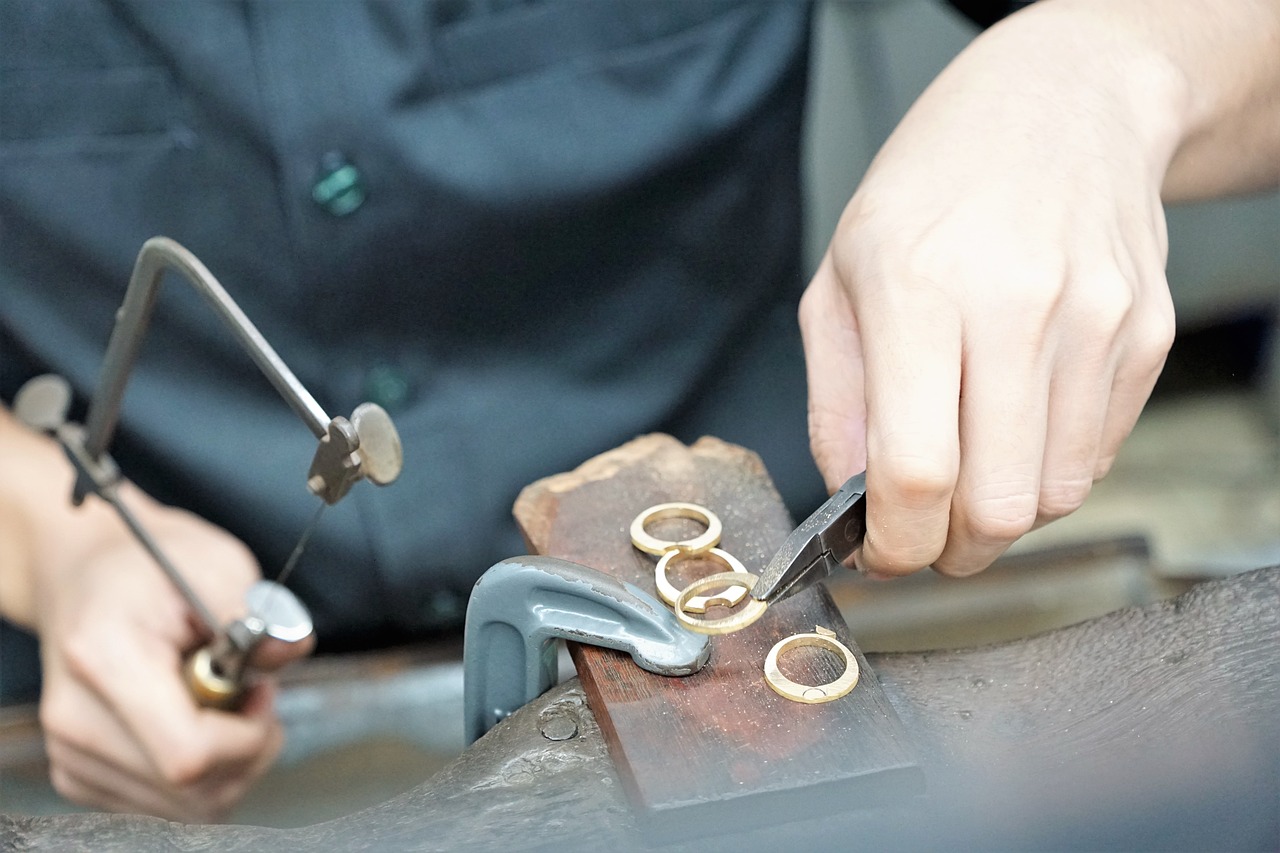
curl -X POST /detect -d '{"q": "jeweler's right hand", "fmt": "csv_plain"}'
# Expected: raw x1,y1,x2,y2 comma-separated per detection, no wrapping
800,3,1181,580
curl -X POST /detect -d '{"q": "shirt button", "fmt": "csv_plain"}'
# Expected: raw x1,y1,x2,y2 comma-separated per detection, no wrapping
363,364,412,412
312,151,366,216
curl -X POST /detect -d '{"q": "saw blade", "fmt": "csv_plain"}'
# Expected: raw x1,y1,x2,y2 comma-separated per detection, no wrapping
273,501,326,590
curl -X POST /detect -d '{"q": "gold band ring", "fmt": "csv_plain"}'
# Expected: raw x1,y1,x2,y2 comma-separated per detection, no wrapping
763,626,859,704
655,547,750,613
674,571,768,635
630,502,722,556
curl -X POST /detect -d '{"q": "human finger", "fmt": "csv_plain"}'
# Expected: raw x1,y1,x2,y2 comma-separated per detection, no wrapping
856,279,962,576
1095,292,1175,478
44,630,281,818
1033,269,1144,524
932,324,1050,576
799,254,868,491
83,634,282,797
46,736,244,822
244,629,316,672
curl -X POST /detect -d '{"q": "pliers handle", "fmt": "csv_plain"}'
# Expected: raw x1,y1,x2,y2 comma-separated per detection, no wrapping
751,472,868,604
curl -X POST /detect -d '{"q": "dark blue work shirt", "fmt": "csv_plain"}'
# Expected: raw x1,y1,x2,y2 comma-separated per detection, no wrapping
1,1,821,649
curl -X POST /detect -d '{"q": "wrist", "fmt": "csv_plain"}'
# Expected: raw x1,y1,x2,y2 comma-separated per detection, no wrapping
941,1,1193,189
984,0,1280,199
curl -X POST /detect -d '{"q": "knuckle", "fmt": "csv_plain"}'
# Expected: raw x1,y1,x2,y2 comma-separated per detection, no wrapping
209,778,254,819
38,693,82,746
941,247,1068,316
48,765,84,805
1094,453,1117,480
1080,270,1136,333
1004,263,1070,316
38,698,67,740
797,283,822,327
867,544,942,576
932,553,998,579
962,495,1038,545
1131,304,1176,365
1037,476,1093,520
155,742,214,788
59,633,100,684
875,454,957,510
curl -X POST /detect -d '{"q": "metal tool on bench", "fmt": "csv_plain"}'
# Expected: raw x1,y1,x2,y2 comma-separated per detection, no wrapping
13,236,403,709
463,556,710,744
751,471,868,606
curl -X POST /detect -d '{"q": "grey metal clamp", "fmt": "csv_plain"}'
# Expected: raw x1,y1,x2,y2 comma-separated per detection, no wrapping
463,556,710,744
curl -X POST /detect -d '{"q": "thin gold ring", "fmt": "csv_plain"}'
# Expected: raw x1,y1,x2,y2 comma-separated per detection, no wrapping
674,571,768,635
630,502,722,556
763,626,859,704
655,547,750,613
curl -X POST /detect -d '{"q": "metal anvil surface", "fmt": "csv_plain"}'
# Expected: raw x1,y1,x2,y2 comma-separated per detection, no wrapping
5,564,1279,851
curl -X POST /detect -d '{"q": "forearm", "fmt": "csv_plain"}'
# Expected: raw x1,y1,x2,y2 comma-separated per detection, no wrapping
939,0,1280,202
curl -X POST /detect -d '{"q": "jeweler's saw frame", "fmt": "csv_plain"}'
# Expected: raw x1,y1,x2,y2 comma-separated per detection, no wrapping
14,236,403,707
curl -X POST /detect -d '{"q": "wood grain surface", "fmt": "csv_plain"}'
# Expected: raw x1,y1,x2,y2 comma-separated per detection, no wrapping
513,434,923,833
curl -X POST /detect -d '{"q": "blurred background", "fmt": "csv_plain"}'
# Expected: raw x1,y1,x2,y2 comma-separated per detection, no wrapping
3,0,1276,828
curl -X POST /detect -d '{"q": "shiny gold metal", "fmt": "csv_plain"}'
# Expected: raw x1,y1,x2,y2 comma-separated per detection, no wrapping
630,502,722,556
763,626,859,704
655,547,750,613
183,646,244,711
674,571,768,635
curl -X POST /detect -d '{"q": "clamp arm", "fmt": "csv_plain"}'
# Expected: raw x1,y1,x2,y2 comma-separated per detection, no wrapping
463,556,710,744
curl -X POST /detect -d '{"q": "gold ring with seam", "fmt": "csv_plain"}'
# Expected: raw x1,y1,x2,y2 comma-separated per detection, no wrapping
673,571,767,635
630,502,721,556
655,547,749,613
763,626,859,704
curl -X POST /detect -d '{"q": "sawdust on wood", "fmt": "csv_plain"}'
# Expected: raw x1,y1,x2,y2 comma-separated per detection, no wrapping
513,434,766,550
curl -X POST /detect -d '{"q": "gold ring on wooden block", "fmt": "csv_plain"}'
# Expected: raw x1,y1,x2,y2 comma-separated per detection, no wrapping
630,502,722,556
655,547,750,613
674,571,767,635
763,626,859,704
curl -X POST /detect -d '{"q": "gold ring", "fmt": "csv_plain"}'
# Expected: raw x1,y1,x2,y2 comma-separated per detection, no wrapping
655,547,750,613
674,571,768,635
630,502,722,556
763,626,859,704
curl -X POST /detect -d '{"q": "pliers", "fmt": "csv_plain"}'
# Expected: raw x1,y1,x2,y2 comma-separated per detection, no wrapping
751,472,868,605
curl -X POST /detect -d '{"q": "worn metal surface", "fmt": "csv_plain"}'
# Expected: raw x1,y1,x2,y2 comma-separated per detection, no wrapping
462,556,709,743
5,567,1277,851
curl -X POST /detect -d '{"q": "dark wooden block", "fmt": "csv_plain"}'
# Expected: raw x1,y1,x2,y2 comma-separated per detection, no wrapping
514,434,924,834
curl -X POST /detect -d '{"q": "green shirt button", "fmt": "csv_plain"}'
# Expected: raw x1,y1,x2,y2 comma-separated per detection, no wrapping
363,364,411,412
312,152,366,216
